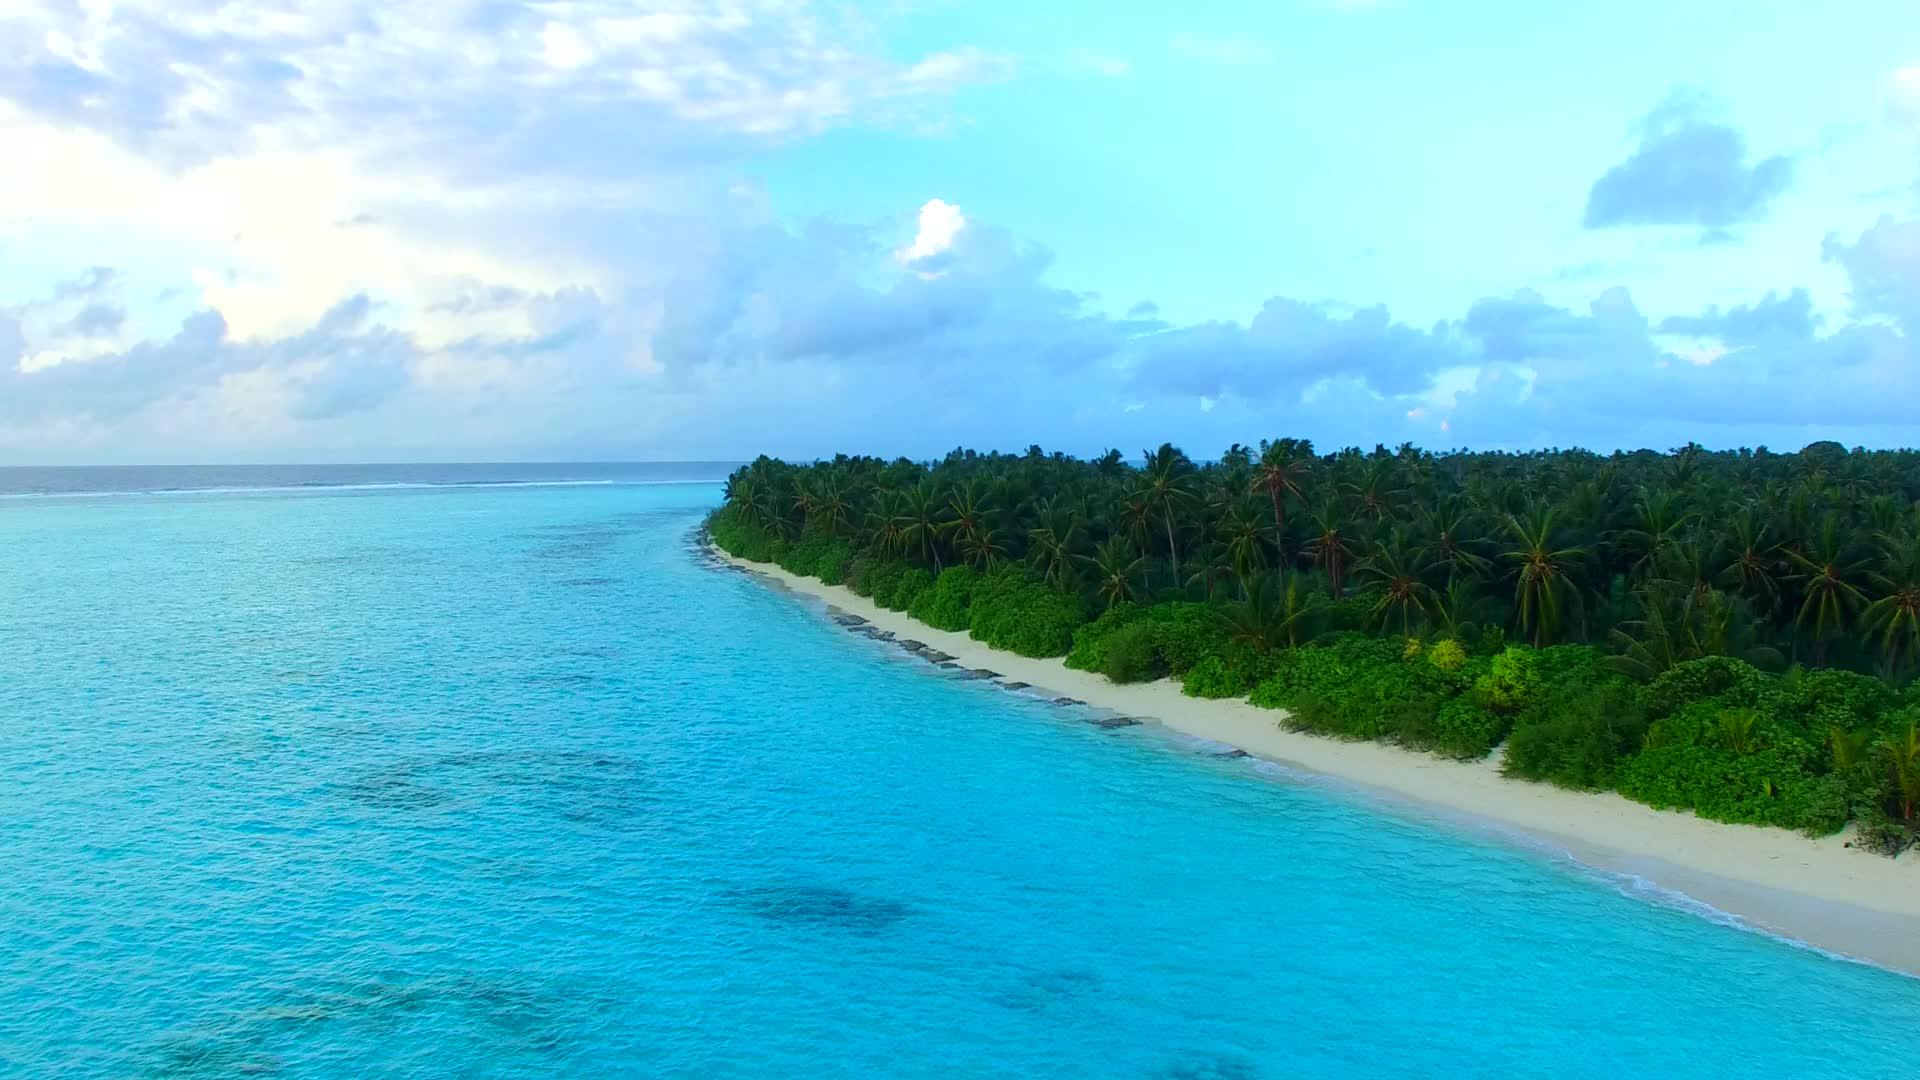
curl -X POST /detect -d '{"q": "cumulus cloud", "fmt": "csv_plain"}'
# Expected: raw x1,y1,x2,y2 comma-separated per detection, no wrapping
1,2,1916,461
1825,215,1920,330
898,199,967,267
0,0,1010,171
1129,300,1468,401
0,0,1024,458
0,296,414,424
650,214,1160,376
1658,289,1818,345
1583,89,1794,229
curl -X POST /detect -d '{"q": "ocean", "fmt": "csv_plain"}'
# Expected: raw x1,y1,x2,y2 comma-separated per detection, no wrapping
1,468,1917,1077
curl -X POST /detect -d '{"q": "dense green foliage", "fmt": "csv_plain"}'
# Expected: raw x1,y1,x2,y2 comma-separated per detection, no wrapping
711,437,1920,850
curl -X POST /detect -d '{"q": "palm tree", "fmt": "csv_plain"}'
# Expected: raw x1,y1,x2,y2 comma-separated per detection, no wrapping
939,480,996,563
866,491,906,558
1428,578,1482,643
957,523,1009,570
894,481,945,572
1305,501,1357,598
810,470,854,537
1413,495,1491,583
1251,438,1312,563
1609,586,1782,680
1220,573,1314,651
1612,487,1696,584
1134,443,1199,591
1079,535,1145,610
1218,495,1271,590
1785,515,1867,665
1716,508,1779,609
1346,456,1407,522
1026,500,1085,588
1358,531,1436,637
1182,542,1238,601
1502,506,1586,647
1862,531,1920,678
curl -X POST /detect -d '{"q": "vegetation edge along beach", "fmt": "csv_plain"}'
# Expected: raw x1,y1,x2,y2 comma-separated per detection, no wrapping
705,440,1920,969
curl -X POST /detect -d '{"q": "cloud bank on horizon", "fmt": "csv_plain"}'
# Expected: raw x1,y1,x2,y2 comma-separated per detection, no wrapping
1,0,1917,463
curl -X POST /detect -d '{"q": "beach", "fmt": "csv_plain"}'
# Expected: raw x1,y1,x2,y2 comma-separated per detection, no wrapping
716,544,1920,976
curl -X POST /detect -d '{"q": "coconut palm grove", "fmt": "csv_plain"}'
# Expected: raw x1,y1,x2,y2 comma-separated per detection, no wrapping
708,439,1920,849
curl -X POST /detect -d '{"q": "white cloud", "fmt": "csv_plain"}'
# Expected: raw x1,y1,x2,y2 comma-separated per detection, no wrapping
537,22,595,72
899,199,968,265
0,0,1019,458
1893,64,1920,126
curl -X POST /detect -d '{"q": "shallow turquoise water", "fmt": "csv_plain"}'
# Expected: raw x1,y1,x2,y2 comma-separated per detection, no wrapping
3,479,1919,1078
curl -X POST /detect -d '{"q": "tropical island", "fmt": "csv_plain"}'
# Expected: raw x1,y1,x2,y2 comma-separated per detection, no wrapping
708,439,1920,864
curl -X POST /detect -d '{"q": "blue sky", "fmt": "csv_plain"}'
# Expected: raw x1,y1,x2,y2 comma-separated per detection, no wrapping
1,0,1917,463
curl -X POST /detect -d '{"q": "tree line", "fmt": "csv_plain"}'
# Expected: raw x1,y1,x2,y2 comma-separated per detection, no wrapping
709,438,1920,851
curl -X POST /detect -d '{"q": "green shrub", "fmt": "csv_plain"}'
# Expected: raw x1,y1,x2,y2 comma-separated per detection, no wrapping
963,567,1086,657
1647,656,1772,717
814,540,855,584
885,568,934,612
1424,697,1507,759
911,566,978,630
862,561,907,605
1427,638,1468,672
706,507,780,562
1065,603,1145,672
1614,695,1831,832
1182,644,1277,699
1473,646,1540,714
1503,679,1649,789
1101,621,1163,683
1777,667,1895,740
1145,603,1229,675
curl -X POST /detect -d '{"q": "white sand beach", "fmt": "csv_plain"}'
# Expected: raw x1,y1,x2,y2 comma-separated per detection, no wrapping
717,547,1920,976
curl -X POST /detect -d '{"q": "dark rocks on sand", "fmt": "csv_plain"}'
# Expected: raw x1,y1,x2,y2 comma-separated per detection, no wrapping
1052,697,1086,707
1002,681,1030,691
1221,749,1251,759
871,630,895,641
937,662,962,670
830,613,869,627
925,650,956,663
969,669,1001,680
899,640,928,652
1093,715,1142,729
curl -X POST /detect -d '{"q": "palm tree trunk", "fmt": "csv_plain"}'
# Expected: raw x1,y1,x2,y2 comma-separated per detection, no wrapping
1165,514,1180,592
1268,487,1286,565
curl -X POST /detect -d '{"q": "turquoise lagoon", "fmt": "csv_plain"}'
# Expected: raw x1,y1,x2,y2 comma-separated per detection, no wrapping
2,473,1918,1077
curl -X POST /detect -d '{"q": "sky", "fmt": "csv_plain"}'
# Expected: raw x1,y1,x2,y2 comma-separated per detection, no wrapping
1,0,1918,464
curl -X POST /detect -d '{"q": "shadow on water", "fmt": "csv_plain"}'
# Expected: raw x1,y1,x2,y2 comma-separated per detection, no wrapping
149,974,576,1077
339,749,657,826
723,882,919,936
289,546,423,569
990,966,1105,1013
518,510,685,564
522,672,601,687
1148,1054,1264,1080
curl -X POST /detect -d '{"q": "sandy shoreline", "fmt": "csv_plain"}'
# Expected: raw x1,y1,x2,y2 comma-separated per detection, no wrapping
710,543,1920,976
